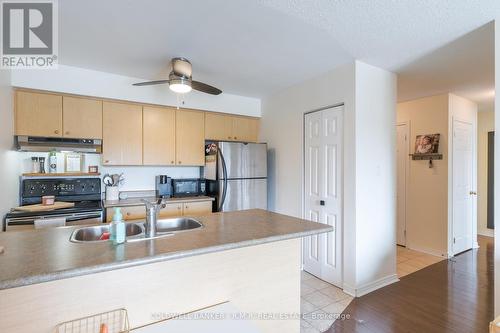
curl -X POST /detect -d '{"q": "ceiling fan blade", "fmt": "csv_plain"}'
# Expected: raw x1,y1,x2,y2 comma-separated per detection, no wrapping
192,81,222,95
132,80,170,86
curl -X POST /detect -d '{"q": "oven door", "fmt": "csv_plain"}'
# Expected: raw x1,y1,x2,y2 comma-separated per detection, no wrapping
4,210,103,231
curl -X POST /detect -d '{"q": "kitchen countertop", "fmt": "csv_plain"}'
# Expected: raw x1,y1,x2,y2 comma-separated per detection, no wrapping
0,209,331,290
103,196,214,208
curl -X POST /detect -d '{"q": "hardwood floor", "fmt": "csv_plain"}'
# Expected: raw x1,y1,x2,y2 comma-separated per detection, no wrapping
328,236,494,333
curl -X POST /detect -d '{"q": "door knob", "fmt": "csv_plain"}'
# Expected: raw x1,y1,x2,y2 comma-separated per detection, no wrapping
320,200,325,206
469,191,477,196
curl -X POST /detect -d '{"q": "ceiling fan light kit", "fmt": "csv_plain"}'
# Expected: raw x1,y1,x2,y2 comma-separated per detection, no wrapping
132,57,222,95
169,77,192,94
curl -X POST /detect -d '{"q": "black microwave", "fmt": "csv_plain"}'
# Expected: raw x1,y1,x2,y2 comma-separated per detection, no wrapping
171,178,207,197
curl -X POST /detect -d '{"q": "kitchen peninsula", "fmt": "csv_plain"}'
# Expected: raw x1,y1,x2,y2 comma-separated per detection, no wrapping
0,209,331,333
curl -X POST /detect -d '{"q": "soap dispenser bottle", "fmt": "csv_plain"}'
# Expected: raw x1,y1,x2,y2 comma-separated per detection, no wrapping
110,207,126,245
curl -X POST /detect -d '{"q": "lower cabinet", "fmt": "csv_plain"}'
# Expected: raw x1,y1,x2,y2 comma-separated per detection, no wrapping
106,200,213,222
183,201,213,216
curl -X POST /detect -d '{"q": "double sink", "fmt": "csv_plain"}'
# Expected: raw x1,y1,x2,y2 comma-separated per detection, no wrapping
70,217,203,243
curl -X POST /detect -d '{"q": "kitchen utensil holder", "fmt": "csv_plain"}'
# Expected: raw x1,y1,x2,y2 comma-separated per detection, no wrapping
54,308,129,333
106,186,120,201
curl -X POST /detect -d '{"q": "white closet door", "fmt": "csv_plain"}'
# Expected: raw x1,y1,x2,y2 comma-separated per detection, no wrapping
304,106,343,287
452,119,474,254
396,123,408,246
303,110,323,277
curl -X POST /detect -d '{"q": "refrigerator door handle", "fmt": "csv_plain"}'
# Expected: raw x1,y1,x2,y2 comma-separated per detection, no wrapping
218,150,229,212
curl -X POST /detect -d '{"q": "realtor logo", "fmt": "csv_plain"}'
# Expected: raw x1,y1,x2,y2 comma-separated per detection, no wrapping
1,0,58,68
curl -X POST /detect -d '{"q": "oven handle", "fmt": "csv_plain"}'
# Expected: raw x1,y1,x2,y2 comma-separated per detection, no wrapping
65,214,102,222
6,212,103,224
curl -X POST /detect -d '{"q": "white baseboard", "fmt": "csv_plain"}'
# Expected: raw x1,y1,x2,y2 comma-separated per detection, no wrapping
405,244,448,258
477,231,494,238
473,241,480,249
342,274,399,297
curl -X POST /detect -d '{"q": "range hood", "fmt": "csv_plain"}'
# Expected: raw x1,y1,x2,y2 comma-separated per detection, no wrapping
15,136,102,153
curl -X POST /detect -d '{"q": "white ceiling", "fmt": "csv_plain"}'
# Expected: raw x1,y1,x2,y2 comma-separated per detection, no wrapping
59,0,499,104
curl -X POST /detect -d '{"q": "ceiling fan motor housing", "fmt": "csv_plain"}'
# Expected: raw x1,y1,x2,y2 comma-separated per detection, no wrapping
171,57,193,79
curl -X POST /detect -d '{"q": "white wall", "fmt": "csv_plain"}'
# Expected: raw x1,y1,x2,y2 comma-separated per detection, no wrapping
11,65,261,117
0,70,20,218
397,94,450,257
352,62,398,291
260,60,397,296
18,152,199,194
477,111,494,237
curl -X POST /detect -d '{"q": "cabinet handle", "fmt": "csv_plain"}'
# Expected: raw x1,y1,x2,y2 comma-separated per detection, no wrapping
185,206,189,209
228,136,231,139
54,130,59,134
178,161,182,164
171,160,174,164
104,160,110,164
65,131,69,135
126,212,131,216
177,206,181,210
234,137,237,140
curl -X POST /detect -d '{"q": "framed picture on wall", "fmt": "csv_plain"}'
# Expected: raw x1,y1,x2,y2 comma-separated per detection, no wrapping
414,134,440,154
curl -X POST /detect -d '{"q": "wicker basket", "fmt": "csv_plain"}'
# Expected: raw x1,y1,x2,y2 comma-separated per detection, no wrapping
55,308,129,333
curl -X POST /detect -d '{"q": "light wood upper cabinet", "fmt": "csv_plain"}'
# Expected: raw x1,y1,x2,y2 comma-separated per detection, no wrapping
232,116,259,142
205,113,233,141
62,96,102,139
175,109,205,166
102,101,143,165
143,106,176,166
15,91,63,137
204,112,259,142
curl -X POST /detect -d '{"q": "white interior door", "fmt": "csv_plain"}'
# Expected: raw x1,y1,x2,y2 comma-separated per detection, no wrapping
452,119,474,254
304,106,343,287
396,123,408,246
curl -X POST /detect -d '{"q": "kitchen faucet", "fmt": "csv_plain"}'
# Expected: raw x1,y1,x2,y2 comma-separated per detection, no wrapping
141,198,166,238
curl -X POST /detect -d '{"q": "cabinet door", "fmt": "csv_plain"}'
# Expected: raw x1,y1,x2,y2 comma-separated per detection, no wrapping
106,206,146,222
143,106,176,165
175,109,205,166
63,96,102,139
205,113,233,141
231,117,259,142
15,91,63,137
159,203,183,218
102,102,143,165
183,201,213,216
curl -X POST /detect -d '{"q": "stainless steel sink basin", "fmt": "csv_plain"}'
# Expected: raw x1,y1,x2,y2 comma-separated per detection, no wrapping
69,218,203,243
70,223,143,242
156,218,203,233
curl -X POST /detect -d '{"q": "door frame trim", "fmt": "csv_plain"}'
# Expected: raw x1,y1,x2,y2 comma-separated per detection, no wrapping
449,116,477,256
396,121,410,246
301,103,345,285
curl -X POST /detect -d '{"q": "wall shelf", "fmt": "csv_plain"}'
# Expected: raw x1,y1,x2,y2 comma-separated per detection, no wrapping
409,153,443,161
409,153,442,168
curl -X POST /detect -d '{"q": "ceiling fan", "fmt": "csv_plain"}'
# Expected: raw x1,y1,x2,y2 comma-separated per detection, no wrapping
132,57,222,95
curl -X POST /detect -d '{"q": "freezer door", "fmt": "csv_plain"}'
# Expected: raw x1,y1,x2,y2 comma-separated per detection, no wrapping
220,179,267,211
218,142,267,179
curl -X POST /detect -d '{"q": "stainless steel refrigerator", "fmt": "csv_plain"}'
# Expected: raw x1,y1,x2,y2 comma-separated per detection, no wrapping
204,142,267,212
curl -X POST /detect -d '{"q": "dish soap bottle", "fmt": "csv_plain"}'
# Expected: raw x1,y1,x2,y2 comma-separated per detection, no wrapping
110,207,126,245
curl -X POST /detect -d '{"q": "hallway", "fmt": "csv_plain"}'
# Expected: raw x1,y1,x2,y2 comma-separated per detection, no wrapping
328,235,494,332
